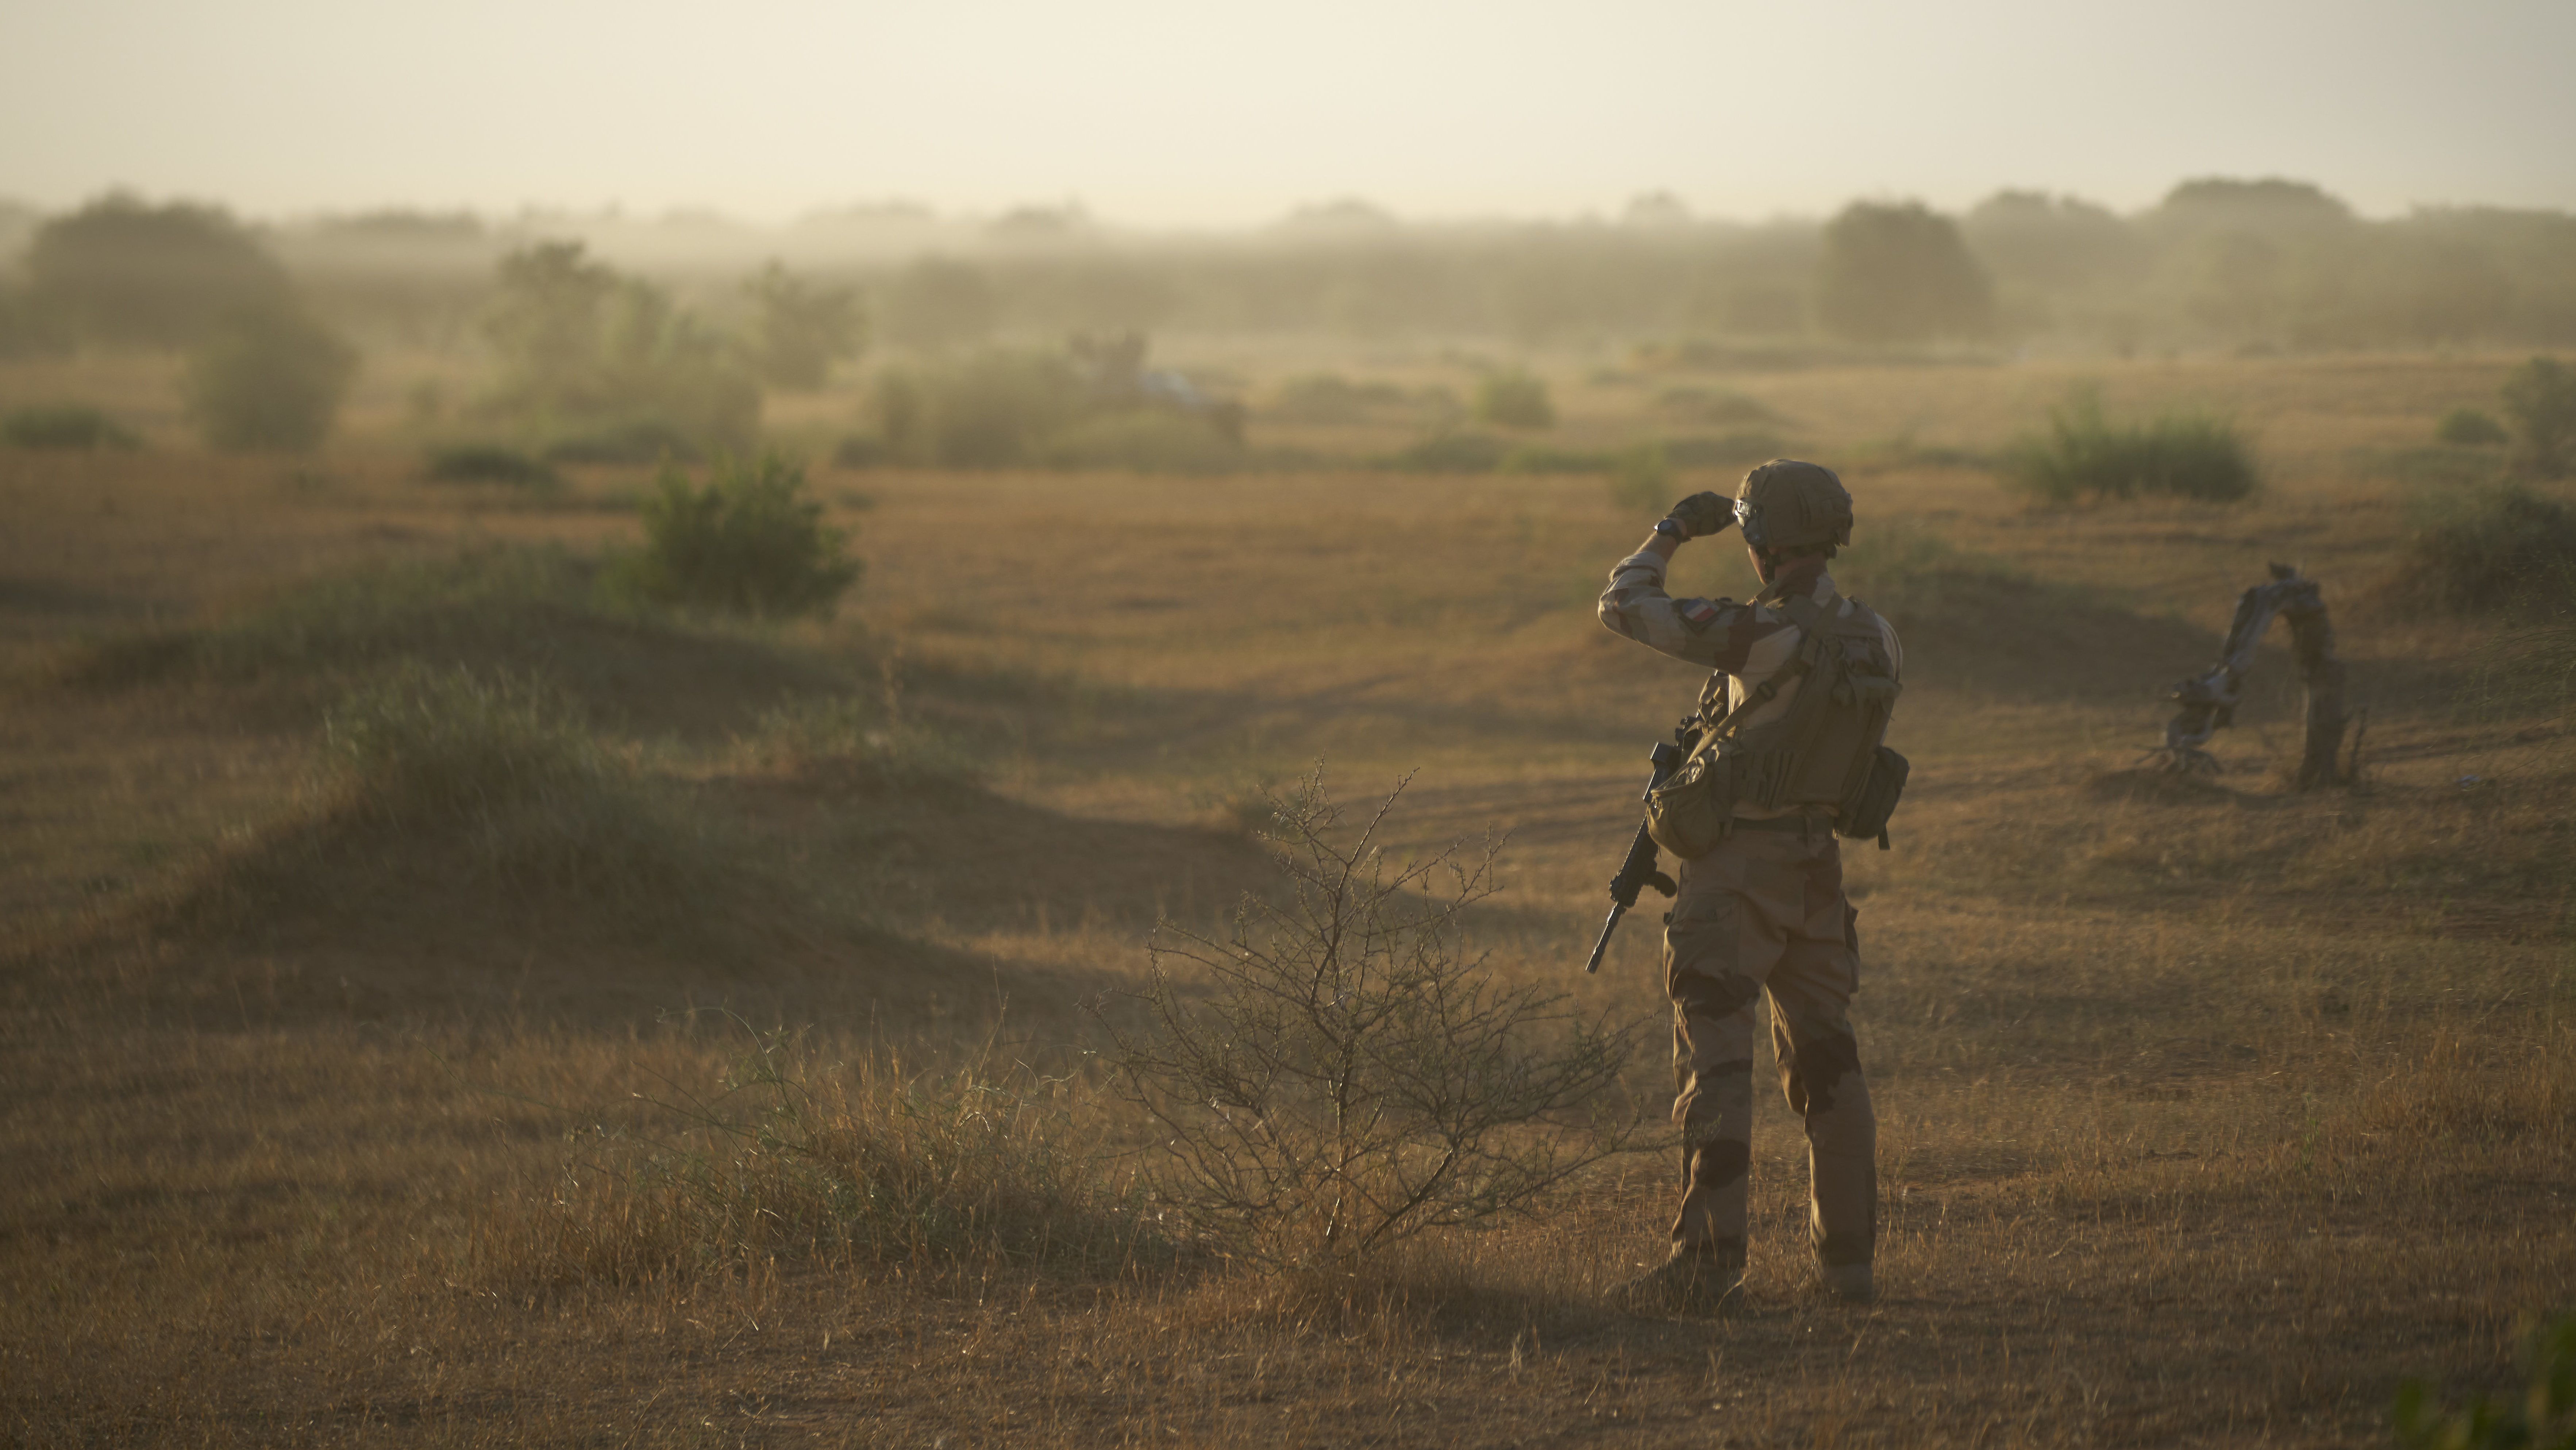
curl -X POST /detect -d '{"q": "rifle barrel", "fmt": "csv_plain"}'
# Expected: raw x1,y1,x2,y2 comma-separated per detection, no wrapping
1583,903,1625,974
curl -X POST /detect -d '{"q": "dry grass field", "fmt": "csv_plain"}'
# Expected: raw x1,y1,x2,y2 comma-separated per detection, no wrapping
2,347,2571,1447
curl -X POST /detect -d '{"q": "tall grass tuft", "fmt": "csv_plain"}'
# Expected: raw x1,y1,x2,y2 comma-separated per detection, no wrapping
480,1030,1155,1289
321,662,714,910
2001,387,2259,504
54,545,603,690
734,692,979,788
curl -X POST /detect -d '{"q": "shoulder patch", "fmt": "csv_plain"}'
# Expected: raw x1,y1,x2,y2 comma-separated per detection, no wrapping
1679,598,1720,633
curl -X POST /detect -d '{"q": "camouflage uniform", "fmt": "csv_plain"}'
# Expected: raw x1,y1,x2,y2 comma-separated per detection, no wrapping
1598,549,1900,1273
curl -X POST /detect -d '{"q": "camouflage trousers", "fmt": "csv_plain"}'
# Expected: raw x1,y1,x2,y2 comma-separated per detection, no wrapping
1660,822,1877,1268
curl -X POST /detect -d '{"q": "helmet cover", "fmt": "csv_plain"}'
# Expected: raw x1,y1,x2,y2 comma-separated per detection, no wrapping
1735,459,1853,553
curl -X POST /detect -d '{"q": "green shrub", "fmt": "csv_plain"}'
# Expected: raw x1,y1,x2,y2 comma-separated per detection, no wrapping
2,403,137,450
1040,408,1243,473
2396,484,2576,615
2393,1313,2575,1450
1472,367,1555,429
185,305,358,452
2438,407,2510,446
2001,388,2258,503
423,442,559,490
611,454,860,619
2502,356,2576,479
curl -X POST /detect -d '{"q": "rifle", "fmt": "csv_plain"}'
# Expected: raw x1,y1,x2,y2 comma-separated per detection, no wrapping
1582,721,1699,973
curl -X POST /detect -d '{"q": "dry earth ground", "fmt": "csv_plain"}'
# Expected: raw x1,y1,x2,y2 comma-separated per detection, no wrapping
1,350,2570,1446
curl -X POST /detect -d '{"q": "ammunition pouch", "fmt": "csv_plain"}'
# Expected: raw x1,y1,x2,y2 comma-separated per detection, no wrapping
1644,746,1741,860
1833,745,1909,850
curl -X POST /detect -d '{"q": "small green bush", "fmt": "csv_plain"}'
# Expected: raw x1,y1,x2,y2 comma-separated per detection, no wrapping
2001,388,2258,504
423,443,559,490
1,403,137,450
2396,484,2576,615
611,454,860,619
2393,1313,2575,1450
2438,407,2510,446
185,305,359,452
1472,368,1555,429
2502,356,2576,478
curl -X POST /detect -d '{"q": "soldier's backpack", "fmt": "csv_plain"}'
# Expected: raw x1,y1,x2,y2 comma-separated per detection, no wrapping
1645,589,1907,859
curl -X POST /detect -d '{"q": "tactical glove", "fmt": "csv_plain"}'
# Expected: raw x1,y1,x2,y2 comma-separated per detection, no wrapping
1666,491,1736,540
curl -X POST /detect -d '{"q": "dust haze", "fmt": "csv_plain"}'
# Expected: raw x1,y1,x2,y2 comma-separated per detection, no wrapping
4,7,2574,1446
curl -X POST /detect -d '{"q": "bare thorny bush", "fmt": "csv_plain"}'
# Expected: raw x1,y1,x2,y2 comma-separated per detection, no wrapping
1097,771,1649,1270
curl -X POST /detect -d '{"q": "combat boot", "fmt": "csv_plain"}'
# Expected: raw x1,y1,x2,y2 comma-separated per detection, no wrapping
1814,1261,1875,1304
1612,1246,1745,1317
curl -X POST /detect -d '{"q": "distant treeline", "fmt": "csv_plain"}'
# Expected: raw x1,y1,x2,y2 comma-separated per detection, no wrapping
4,178,2574,357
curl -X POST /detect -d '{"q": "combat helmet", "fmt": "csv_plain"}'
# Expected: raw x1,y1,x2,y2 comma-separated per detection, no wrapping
1735,459,1853,554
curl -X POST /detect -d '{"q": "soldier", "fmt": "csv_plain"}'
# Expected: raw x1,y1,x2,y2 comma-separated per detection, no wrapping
1596,459,1902,1313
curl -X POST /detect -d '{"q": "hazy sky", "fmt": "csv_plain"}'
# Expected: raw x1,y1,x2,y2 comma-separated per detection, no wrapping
4,0,2571,226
